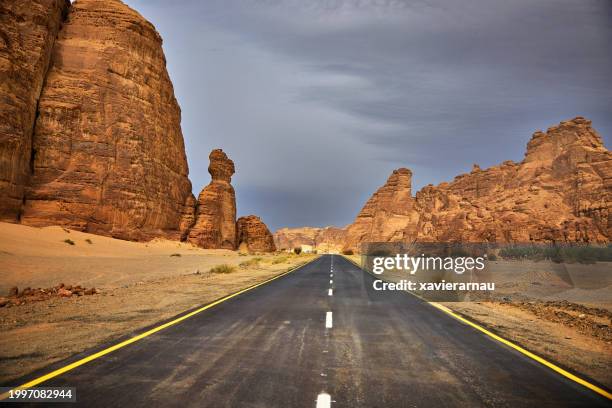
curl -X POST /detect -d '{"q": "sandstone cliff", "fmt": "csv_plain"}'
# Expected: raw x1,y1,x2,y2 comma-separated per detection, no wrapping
274,226,347,253
12,0,195,241
236,215,276,253
343,117,611,252
0,0,277,251
343,168,419,251
0,0,70,221
188,149,237,249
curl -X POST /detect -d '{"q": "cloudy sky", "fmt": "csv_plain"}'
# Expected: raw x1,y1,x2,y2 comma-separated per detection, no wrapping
126,0,611,231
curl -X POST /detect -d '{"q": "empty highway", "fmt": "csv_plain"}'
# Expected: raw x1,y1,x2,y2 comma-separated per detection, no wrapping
5,255,609,407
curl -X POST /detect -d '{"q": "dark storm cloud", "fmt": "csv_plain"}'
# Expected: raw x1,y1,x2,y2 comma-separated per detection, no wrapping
127,0,611,230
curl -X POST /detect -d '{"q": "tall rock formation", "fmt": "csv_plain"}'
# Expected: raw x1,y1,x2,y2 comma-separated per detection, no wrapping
16,0,195,241
236,215,276,253
188,149,237,249
0,0,70,221
343,168,419,251
343,117,611,252
274,226,347,253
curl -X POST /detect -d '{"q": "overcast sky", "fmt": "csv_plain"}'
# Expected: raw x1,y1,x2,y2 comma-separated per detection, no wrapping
126,0,611,231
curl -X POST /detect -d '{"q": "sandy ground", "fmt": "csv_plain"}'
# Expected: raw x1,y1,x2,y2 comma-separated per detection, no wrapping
347,255,612,389
0,222,273,292
0,222,316,384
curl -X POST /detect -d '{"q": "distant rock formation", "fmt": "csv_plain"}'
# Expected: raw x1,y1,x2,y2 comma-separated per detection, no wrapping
188,149,237,249
343,117,611,252
274,226,347,253
1,0,196,241
0,0,70,221
236,215,276,253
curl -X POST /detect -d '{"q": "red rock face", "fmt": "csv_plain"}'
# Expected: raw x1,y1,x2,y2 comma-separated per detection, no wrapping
236,215,276,253
344,117,611,252
18,0,195,241
343,168,419,251
188,150,237,249
274,226,347,252
0,0,70,221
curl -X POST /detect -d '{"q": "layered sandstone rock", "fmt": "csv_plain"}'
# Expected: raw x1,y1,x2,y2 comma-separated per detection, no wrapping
236,215,276,253
0,0,70,221
188,150,236,249
343,168,419,251
343,117,611,252
274,226,347,253
18,0,195,241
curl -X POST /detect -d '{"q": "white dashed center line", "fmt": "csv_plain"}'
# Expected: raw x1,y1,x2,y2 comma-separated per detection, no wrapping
316,393,331,408
325,311,333,328
329,279,333,285
328,288,333,296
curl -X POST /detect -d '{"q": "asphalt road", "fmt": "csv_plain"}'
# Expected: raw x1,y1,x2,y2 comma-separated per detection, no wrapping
8,255,610,407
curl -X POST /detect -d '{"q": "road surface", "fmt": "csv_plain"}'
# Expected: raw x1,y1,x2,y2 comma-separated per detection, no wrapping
8,255,609,407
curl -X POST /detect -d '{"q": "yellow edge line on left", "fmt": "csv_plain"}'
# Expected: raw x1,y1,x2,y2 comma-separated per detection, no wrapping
0,256,319,400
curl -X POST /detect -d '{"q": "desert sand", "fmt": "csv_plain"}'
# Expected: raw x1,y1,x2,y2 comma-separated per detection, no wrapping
0,222,315,383
0,222,272,292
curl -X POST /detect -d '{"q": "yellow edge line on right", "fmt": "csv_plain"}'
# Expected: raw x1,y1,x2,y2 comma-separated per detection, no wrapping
341,255,612,400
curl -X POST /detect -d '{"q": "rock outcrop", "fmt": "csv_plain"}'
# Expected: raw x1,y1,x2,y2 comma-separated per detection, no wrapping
343,168,419,251
343,117,611,252
236,215,276,253
14,0,195,241
274,226,347,253
0,0,70,221
188,149,237,249
0,0,276,251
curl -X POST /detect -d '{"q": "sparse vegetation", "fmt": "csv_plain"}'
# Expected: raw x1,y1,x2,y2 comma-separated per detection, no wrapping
209,264,236,274
342,249,354,255
85,239,93,244
63,239,75,246
272,256,288,264
293,247,302,255
449,247,470,257
239,257,262,269
486,252,497,261
498,244,612,264
170,253,181,257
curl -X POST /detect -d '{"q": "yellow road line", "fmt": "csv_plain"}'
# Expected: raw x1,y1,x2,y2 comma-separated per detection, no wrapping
341,255,612,400
0,257,319,400
428,302,612,400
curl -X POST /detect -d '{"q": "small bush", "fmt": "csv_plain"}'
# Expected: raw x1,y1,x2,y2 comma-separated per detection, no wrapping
486,253,497,261
85,239,93,244
239,258,261,268
294,247,302,255
63,239,75,245
170,253,181,257
272,256,288,264
449,247,470,257
342,249,354,255
210,264,236,274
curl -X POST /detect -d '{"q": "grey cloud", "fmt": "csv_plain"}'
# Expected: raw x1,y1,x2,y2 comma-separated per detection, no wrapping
126,0,611,231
